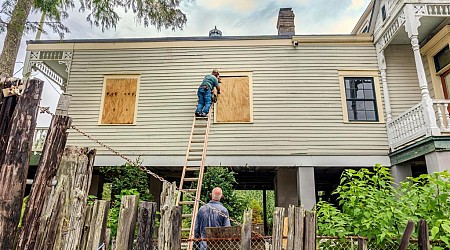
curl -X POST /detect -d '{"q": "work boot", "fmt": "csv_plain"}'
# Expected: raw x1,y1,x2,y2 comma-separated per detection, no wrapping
195,112,201,117
200,112,208,117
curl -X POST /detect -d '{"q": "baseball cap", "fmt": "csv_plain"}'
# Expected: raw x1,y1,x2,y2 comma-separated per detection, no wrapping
212,69,220,75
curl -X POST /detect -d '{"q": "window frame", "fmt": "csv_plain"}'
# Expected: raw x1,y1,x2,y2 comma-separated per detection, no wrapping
213,71,254,124
338,70,384,123
98,74,140,126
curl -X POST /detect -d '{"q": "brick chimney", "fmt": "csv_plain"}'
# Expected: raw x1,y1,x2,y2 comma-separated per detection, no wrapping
277,8,295,36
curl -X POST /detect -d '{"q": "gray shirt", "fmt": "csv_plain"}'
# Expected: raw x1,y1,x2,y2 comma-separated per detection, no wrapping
194,200,231,238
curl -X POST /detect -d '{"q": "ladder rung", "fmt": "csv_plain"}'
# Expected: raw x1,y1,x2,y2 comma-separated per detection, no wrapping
189,148,203,152
193,132,205,135
179,201,196,205
196,116,208,120
182,214,193,218
191,140,204,143
183,188,197,193
185,167,200,171
184,177,199,181
182,228,190,232
194,124,207,128
187,157,202,161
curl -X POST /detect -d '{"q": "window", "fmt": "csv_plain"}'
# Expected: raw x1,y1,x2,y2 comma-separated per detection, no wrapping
99,75,139,125
214,72,253,123
433,45,450,72
381,5,387,21
338,71,384,123
344,77,378,121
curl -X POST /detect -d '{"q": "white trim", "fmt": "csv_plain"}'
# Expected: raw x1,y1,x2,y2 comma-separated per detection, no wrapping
93,155,391,167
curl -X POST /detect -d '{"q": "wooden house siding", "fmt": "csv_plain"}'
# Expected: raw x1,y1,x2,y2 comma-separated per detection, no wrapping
64,41,389,160
385,45,422,117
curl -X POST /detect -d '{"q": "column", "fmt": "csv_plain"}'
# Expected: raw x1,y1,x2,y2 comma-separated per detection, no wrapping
376,44,393,123
391,162,412,187
425,151,450,173
297,167,316,211
275,168,299,212
404,4,440,136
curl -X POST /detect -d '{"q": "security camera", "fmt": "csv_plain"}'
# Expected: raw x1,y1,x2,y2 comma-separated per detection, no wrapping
292,40,298,46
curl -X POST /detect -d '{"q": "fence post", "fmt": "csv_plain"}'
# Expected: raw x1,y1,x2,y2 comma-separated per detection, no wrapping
418,219,430,250
171,206,182,250
286,205,295,250
357,236,367,250
158,182,178,250
34,146,96,250
116,195,139,250
0,79,44,249
85,200,110,250
0,80,19,166
304,210,316,250
16,93,72,250
272,207,285,250
294,206,304,249
241,208,252,250
399,220,415,250
136,201,157,250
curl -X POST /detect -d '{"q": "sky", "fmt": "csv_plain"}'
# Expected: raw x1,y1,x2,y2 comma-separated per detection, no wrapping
0,0,371,125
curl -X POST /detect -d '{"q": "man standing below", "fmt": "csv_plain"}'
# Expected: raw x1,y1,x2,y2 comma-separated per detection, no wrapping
195,69,221,117
194,187,230,249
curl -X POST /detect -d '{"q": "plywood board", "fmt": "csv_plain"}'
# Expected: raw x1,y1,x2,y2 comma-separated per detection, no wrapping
101,77,138,124
216,76,250,123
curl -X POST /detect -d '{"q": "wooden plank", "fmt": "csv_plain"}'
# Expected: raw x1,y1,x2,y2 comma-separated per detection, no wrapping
216,76,250,123
86,200,110,250
116,195,139,250
241,209,252,250
136,202,157,250
16,94,71,249
80,204,94,250
287,205,295,250
272,207,285,250
101,77,138,124
357,237,366,250
294,206,304,249
171,206,182,250
0,80,19,166
158,182,177,250
304,210,316,250
418,219,430,250
0,79,43,249
399,220,415,250
34,146,96,250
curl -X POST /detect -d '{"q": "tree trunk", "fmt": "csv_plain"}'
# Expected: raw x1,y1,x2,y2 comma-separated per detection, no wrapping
16,113,72,249
0,79,43,249
0,0,34,76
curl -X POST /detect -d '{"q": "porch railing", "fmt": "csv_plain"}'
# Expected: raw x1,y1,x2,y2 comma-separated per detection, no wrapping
387,102,428,150
387,99,450,150
32,127,48,153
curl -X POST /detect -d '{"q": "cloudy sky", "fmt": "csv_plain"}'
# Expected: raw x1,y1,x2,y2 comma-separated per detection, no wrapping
0,0,371,125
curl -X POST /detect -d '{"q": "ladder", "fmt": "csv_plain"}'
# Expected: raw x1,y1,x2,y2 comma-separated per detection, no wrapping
177,111,212,250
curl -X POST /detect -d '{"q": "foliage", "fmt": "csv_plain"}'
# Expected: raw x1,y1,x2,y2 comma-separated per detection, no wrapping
200,167,249,223
100,162,153,205
317,165,450,249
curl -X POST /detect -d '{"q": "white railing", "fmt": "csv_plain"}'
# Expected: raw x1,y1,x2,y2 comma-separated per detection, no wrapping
32,127,48,153
433,100,450,133
387,102,428,150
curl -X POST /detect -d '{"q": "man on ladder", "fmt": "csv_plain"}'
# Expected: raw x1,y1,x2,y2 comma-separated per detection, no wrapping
195,69,221,117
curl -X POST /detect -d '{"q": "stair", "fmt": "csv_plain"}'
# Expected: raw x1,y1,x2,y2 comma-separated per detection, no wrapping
176,112,212,250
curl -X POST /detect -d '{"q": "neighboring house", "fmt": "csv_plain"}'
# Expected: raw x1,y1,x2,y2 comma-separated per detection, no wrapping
26,0,450,211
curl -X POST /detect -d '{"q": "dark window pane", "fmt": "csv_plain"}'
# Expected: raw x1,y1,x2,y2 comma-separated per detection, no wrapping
356,111,367,120
365,101,375,111
366,111,377,121
434,45,450,72
356,101,365,111
364,90,374,99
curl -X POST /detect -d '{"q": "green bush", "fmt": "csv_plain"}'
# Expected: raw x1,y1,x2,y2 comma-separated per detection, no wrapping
317,165,450,249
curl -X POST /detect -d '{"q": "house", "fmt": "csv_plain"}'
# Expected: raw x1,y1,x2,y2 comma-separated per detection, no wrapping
26,0,450,211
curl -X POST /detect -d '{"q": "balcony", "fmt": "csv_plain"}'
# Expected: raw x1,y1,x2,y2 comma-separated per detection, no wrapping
387,99,450,151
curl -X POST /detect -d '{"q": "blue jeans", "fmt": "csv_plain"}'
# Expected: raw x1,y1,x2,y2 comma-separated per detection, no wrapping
195,87,212,114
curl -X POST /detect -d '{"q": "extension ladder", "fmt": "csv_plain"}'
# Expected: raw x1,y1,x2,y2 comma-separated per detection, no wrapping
177,111,212,250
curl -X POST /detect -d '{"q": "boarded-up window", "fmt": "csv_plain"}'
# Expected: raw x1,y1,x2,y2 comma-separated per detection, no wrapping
215,75,252,123
100,76,139,125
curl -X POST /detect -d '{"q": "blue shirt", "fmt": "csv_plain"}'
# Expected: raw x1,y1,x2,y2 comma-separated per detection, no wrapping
194,200,231,238
200,74,219,90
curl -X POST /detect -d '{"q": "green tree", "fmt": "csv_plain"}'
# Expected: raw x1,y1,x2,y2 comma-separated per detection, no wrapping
0,0,188,76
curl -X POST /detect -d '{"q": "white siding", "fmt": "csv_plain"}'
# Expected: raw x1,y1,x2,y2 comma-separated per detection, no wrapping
385,45,422,117
64,41,389,160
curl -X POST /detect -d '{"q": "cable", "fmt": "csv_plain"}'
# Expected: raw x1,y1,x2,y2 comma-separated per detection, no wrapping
41,74,62,95
13,66,24,77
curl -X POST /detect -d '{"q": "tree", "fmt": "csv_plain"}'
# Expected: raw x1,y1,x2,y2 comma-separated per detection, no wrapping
0,0,188,76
